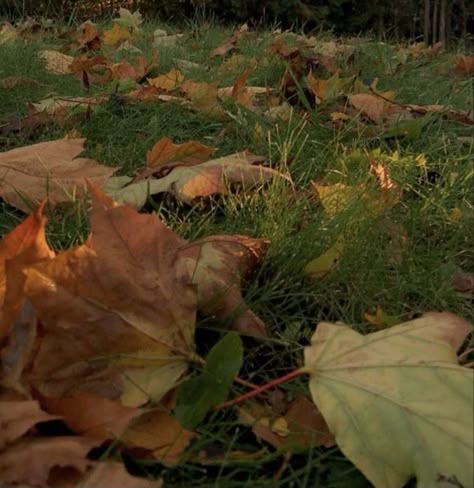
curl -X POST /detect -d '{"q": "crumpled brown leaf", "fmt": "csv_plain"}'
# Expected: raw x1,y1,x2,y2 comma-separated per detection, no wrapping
22,186,195,401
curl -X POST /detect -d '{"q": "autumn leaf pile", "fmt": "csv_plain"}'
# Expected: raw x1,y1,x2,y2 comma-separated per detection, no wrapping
0,10,473,488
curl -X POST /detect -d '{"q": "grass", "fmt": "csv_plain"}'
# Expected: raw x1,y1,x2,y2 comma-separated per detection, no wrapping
0,17,473,487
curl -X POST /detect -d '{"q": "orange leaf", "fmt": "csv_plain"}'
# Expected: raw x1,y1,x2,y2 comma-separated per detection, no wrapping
146,137,216,171
103,23,132,47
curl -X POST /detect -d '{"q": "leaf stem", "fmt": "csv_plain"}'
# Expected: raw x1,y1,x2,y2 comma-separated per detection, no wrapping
214,368,308,410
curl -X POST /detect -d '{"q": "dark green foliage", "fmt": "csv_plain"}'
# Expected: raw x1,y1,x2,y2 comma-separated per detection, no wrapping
174,332,244,429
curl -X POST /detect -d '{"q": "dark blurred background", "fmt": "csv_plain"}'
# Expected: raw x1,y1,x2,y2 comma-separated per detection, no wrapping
1,0,473,44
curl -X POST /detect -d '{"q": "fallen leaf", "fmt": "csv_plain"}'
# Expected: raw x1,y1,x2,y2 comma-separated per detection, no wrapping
177,235,269,336
148,68,185,91
348,92,397,124
22,186,195,401
0,437,98,486
211,24,248,57
39,392,142,440
116,7,143,32
146,137,216,172
0,22,18,44
122,409,195,466
0,400,58,449
0,138,116,212
181,80,227,120
110,151,287,208
79,462,161,488
0,76,41,89
304,240,344,279
103,23,132,46
152,30,184,48
76,21,101,51
451,270,474,294
304,313,474,488
0,203,54,340
364,305,401,328
454,55,474,76
39,50,74,75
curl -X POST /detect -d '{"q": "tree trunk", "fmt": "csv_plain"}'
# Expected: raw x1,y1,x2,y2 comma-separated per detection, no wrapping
460,0,468,43
432,0,439,43
440,0,447,45
424,0,431,45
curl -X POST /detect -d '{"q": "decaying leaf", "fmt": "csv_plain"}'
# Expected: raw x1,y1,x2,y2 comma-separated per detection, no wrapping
79,462,162,488
39,50,74,75
239,395,334,451
110,151,288,208
304,312,474,488
0,400,58,450
22,186,195,401
0,436,98,486
0,138,116,212
148,68,185,91
181,80,227,120
103,23,133,47
146,137,216,173
177,235,269,336
122,409,195,466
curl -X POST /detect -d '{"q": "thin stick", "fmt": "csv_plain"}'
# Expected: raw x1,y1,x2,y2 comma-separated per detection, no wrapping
214,368,308,411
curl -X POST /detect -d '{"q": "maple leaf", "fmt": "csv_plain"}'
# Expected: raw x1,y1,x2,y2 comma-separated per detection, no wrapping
304,312,474,488
103,23,132,47
76,21,101,51
109,151,288,208
146,137,216,173
69,54,110,87
211,23,248,57
0,203,54,341
148,68,185,92
0,138,116,212
22,186,195,403
116,7,143,32
181,80,227,120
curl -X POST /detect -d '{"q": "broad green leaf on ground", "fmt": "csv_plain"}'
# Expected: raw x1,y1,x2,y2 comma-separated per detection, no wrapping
177,234,269,336
304,313,474,488
175,332,243,429
39,50,74,75
0,138,116,212
108,151,289,208
22,186,195,403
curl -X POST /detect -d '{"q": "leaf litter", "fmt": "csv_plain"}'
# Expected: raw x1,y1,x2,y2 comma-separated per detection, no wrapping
0,8,473,487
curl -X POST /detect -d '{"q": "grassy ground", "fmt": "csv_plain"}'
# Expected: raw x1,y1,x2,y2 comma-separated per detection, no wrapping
0,18,473,487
